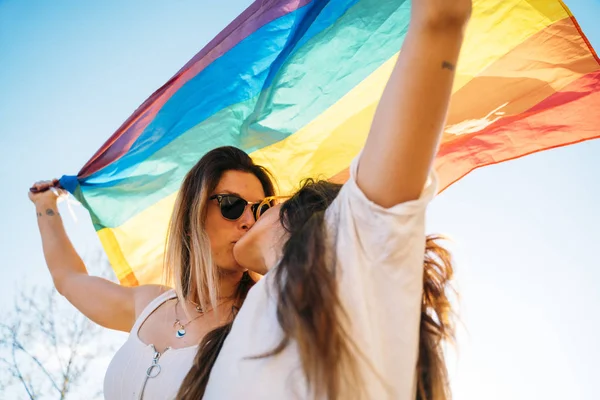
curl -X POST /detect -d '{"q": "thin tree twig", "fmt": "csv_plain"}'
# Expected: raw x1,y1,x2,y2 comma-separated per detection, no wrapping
1,258,107,399
11,341,35,400
12,339,62,395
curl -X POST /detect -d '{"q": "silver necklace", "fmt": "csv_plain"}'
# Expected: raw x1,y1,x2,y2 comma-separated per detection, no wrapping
173,300,204,338
172,299,229,338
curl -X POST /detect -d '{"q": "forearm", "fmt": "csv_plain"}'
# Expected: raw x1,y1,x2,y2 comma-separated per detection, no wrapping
358,18,467,206
35,200,88,291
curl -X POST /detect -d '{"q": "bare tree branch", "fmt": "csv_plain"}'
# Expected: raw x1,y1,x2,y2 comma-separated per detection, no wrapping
0,254,114,399
1,280,109,399
11,338,35,400
12,339,62,395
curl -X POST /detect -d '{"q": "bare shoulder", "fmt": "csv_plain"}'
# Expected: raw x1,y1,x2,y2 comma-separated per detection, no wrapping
132,284,172,319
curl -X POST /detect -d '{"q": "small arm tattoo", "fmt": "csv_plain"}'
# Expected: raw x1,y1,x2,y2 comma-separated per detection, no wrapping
45,209,57,216
37,212,42,217
442,61,456,71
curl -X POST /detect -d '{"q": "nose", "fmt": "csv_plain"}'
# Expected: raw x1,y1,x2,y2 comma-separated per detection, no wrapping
239,206,256,231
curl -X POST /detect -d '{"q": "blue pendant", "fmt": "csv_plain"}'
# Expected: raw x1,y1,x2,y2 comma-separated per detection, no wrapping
176,328,186,338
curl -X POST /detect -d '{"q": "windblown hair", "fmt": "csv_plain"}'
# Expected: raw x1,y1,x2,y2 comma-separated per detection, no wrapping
266,179,456,400
179,178,456,400
416,235,455,400
267,179,358,398
165,146,275,400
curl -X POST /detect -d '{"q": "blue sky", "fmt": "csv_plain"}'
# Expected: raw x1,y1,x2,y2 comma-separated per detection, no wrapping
1,0,599,398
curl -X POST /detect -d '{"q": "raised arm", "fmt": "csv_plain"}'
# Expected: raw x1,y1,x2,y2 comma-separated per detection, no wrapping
29,181,167,332
357,0,471,207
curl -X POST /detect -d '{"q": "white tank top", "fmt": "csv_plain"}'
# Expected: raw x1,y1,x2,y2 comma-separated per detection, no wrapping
103,290,199,400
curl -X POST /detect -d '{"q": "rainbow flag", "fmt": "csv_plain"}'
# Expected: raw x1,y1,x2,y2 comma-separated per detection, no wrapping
60,0,600,286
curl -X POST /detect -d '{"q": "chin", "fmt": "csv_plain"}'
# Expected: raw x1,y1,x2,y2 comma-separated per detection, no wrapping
232,243,247,269
213,248,244,272
218,258,245,273
234,243,267,275
232,240,253,270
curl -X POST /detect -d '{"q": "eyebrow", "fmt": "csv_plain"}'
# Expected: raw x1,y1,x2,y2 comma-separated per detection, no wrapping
212,191,265,203
216,190,243,197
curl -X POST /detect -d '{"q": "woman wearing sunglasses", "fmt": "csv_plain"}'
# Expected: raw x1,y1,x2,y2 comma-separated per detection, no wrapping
28,146,280,399
178,0,472,398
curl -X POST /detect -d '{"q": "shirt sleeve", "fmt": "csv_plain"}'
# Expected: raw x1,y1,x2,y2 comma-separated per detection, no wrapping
325,154,438,274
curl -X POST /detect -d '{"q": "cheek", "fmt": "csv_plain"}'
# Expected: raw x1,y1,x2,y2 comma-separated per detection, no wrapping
234,225,259,257
234,213,275,253
232,240,247,266
204,207,233,248
233,223,265,268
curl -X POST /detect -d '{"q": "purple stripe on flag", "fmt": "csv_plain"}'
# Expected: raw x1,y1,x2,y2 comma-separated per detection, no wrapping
79,0,313,178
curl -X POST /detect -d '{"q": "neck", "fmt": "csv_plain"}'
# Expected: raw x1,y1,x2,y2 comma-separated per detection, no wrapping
184,269,244,306
216,269,245,299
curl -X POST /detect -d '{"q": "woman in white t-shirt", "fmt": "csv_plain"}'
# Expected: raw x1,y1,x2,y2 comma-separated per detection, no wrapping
179,0,472,399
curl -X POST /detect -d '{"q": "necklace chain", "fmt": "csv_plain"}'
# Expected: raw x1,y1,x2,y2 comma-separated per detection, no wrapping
172,298,231,338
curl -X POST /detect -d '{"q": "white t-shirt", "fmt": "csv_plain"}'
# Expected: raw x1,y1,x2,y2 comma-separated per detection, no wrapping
204,156,437,399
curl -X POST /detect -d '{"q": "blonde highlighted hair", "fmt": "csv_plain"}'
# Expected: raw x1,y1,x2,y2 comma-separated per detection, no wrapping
161,146,275,400
164,146,275,310
163,176,216,313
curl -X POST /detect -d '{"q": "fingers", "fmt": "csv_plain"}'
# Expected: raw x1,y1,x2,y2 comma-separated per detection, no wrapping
30,182,50,193
30,179,61,194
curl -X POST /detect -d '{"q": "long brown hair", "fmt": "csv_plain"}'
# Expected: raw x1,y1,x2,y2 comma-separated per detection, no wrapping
267,180,358,398
268,180,455,399
417,235,455,400
165,146,275,399
178,178,455,399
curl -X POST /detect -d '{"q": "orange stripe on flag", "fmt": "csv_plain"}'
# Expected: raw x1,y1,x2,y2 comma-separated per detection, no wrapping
331,71,600,189
435,70,600,191
330,17,600,191
445,17,599,130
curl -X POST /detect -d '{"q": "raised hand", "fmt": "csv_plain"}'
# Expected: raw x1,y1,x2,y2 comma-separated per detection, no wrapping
28,179,67,208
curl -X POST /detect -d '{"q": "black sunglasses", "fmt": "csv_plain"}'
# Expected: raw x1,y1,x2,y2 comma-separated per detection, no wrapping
209,194,287,221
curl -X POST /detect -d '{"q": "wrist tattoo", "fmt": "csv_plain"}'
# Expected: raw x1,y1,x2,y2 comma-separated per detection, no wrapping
37,212,42,217
45,209,58,217
442,61,456,71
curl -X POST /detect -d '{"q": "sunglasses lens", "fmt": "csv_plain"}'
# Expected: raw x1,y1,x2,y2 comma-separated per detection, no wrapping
258,203,271,219
252,201,272,220
220,196,247,220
